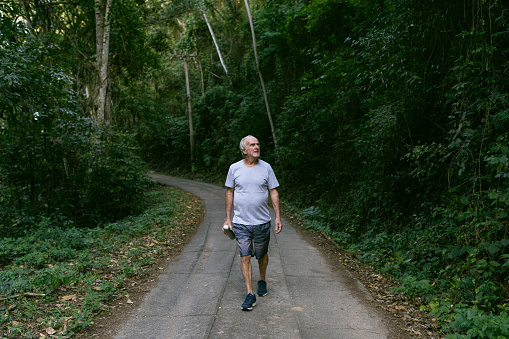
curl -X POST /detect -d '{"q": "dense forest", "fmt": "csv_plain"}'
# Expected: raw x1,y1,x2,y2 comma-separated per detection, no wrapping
1,0,508,337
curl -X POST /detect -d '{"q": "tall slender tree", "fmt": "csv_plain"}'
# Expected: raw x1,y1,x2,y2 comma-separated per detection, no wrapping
203,13,232,84
243,0,277,148
94,0,112,125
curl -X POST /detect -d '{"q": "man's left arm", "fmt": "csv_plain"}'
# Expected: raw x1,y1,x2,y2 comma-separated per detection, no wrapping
269,188,282,234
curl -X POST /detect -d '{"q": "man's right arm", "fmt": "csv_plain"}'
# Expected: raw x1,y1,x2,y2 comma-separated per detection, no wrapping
224,187,234,232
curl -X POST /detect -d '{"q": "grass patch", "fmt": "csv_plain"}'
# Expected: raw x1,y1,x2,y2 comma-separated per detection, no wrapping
0,185,203,338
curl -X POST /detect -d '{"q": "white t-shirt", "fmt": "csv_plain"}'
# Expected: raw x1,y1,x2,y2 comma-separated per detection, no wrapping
225,159,279,225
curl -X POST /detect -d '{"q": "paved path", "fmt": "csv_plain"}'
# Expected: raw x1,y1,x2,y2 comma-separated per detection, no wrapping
113,174,389,339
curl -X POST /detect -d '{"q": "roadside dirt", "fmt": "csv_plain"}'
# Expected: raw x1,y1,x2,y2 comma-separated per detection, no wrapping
76,192,444,339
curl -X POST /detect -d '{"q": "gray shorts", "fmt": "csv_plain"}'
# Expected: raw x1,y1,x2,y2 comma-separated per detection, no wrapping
233,222,271,260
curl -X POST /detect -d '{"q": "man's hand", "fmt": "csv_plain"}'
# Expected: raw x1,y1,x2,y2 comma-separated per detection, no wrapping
274,217,282,234
222,221,232,235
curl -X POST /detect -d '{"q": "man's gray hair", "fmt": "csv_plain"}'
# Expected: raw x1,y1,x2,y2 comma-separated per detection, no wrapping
239,135,256,155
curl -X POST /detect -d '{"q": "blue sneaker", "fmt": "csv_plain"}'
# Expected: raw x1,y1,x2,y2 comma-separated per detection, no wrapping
257,280,267,297
241,293,256,311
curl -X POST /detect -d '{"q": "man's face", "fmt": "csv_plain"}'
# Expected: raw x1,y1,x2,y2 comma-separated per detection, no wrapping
243,137,260,159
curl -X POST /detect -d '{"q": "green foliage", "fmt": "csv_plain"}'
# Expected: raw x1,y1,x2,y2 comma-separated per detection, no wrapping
0,29,152,231
73,130,154,223
392,275,435,301
431,304,509,338
193,86,244,170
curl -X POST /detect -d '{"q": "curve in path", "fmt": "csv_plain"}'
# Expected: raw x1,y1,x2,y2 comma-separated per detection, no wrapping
113,173,389,339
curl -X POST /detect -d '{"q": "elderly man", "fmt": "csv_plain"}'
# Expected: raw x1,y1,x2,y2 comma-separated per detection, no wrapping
223,135,283,311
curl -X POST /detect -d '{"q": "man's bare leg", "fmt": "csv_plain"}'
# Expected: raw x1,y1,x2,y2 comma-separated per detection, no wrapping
258,254,268,281
241,255,253,294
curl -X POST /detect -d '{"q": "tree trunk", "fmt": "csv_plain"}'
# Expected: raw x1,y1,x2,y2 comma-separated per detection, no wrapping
94,0,112,125
243,0,277,148
105,80,112,125
195,58,205,96
203,13,232,85
183,56,195,172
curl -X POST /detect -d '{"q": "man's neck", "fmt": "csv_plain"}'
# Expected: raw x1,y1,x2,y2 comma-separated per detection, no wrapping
243,157,259,167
